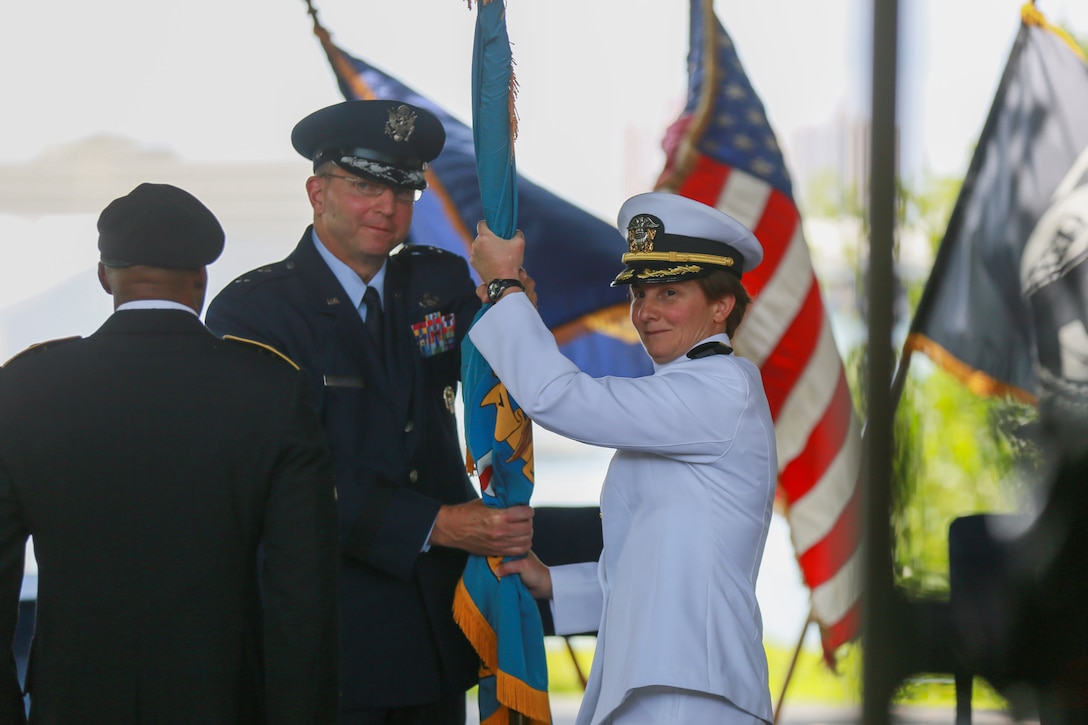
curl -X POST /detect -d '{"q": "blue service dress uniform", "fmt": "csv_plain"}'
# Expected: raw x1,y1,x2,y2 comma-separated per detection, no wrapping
205,229,482,710
470,292,778,725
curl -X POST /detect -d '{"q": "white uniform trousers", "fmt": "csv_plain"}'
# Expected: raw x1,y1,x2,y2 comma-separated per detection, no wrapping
603,686,763,725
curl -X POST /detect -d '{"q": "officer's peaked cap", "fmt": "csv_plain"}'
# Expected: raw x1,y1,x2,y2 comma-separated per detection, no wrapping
612,192,763,286
291,100,445,192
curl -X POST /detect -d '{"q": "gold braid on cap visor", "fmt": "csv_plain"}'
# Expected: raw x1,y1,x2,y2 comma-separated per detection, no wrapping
615,264,704,282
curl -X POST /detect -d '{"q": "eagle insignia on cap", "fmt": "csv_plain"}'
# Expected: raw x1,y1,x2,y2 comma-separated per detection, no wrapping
627,214,661,253
385,105,418,143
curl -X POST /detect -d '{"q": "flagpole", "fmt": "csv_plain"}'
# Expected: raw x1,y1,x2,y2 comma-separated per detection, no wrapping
772,611,812,725
862,0,900,724
564,637,588,691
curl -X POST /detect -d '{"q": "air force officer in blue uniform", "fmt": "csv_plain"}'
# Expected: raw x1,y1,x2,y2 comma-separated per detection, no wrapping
471,193,778,725
206,101,534,725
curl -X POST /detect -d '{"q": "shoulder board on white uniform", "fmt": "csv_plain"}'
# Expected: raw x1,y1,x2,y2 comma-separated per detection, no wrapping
686,341,734,359
221,335,300,370
3,336,82,367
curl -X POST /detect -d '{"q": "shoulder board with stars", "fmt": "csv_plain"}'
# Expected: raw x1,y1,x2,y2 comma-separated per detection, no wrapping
221,335,300,370
227,259,296,288
3,336,82,367
400,244,460,258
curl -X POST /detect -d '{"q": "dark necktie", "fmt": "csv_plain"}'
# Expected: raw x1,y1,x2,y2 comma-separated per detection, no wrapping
363,286,383,349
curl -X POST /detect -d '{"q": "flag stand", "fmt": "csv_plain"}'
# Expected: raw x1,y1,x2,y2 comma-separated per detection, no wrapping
564,637,588,690
772,610,812,725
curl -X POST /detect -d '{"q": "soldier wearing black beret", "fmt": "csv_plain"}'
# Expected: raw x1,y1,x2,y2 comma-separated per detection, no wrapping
0,183,340,723
96,182,226,270
206,101,533,724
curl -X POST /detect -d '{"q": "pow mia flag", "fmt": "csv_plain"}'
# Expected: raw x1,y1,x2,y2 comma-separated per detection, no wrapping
903,6,1088,440
1022,155,1088,442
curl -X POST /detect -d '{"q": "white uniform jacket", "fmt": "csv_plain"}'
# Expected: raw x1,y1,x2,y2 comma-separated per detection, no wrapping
469,293,777,725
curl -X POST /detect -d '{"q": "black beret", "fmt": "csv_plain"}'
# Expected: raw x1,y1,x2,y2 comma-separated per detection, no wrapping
291,100,445,191
98,183,224,269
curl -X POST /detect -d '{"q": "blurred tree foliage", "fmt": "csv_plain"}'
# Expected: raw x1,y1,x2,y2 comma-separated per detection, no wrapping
780,22,1088,704
890,174,1042,597
891,361,1038,595
811,167,1044,599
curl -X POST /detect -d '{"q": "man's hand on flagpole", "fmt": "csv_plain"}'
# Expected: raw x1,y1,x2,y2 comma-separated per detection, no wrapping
495,550,553,600
431,498,534,557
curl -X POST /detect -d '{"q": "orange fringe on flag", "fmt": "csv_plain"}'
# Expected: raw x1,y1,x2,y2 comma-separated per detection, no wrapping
453,565,551,724
494,671,551,725
453,574,499,666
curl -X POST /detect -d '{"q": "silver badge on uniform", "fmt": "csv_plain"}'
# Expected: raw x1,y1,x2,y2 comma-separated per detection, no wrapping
443,385,456,414
385,105,417,142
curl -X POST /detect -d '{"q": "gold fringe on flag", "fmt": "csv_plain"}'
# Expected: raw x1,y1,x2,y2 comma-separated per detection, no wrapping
452,574,499,666
453,563,551,724
902,333,1037,403
465,0,520,155
1021,2,1087,61
494,671,551,725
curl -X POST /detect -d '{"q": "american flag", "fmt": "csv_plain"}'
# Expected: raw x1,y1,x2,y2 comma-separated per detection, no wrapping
656,0,863,662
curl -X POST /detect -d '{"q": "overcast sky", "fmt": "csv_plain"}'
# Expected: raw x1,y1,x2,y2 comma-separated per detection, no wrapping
3,0,1087,222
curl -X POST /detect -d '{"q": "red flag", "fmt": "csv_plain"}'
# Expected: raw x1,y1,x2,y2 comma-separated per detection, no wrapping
657,0,862,663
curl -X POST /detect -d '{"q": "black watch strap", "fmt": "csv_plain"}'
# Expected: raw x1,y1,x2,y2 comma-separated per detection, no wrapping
487,278,525,303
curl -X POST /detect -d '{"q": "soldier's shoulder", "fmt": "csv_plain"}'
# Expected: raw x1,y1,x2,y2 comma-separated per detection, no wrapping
3,336,82,368
219,335,300,370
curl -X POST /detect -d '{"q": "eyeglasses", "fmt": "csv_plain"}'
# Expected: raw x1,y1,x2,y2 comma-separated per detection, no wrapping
320,173,422,203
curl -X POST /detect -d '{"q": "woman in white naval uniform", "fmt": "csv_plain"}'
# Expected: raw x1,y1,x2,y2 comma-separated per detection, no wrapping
469,192,778,725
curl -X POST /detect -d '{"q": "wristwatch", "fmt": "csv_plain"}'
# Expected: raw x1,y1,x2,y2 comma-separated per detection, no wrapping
486,278,525,303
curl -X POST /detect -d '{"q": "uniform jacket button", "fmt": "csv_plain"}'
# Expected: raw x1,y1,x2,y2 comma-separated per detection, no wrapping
408,469,419,483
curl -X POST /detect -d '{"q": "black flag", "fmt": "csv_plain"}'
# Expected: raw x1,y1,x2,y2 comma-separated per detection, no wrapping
903,6,1088,424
